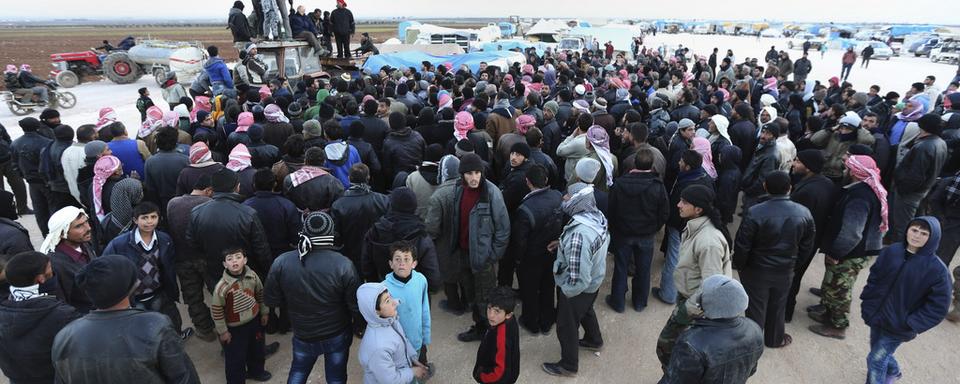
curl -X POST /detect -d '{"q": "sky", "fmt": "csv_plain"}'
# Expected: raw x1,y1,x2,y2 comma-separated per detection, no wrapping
5,0,960,25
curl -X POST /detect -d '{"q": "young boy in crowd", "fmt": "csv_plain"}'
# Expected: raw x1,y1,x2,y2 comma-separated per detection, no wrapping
136,87,154,122
211,248,273,383
473,287,520,384
383,241,432,366
358,282,430,384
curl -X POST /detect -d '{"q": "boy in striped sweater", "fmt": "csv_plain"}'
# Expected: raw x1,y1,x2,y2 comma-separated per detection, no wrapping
211,248,274,383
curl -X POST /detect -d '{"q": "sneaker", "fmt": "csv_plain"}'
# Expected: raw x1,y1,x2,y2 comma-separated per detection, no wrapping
439,300,466,316
248,371,272,382
651,287,676,305
809,287,823,297
541,362,577,377
578,339,603,352
457,326,484,342
605,295,624,313
195,328,218,342
179,327,195,341
808,324,846,340
264,342,280,358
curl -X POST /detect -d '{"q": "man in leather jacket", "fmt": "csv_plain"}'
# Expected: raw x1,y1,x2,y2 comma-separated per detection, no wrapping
51,255,200,383
734,171,815,348
661,274,763,384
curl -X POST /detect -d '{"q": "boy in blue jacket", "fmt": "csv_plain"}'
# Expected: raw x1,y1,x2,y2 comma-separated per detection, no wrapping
103,201,190,339
383,240,432,365
860,216,951,384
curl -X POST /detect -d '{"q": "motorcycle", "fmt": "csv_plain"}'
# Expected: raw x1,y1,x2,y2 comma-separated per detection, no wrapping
0,81,77,116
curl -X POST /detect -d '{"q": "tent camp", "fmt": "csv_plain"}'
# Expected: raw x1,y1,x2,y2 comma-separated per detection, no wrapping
362,50,526,74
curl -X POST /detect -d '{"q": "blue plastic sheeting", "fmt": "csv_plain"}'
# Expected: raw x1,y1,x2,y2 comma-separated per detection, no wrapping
480,41,548,56
398,21,421,41
497,22,516,37
887,25,936,37
362,50,522,74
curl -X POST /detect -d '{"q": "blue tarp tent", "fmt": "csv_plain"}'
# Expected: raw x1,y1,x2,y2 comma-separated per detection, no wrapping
887,25,937,37
362,50,524,74
481,40,548,56
398,21,421,41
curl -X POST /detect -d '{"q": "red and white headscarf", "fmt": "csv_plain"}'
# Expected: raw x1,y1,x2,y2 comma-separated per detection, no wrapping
189,142,214,166
191,96,212,123
845,154,889,232
96,107,118,129
515,115,536,135
226,144,252,172
3,65,16,74
264,104,289,123
92,155,121,219
454,111,474,141
161,111,179,128
139,106,165,138
236,112,254,133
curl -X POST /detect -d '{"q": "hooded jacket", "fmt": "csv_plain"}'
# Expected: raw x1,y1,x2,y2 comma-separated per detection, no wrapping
860,216,951,341
357,283,418,384
0,296,80,384
820,182,884,260
554,192,610,298
361,209,440,289
383,272,431,351
404,163,440,220
382,128,426,182
450,179,511,272
203,57,233,88
324,141,362,188
740,140,780,197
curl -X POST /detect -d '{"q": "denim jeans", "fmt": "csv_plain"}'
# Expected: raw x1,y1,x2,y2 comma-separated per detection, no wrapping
287,330,352,384
611,234,656,310
865,326,903,384
659,228,682,304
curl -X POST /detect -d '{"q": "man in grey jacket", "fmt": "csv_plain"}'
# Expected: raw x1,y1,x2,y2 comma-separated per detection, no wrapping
542,182,610,377
432,153,510,342
888,113,948,242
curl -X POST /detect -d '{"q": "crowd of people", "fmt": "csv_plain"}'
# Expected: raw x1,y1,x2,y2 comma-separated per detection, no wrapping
0,28,959,384
228,0,355,59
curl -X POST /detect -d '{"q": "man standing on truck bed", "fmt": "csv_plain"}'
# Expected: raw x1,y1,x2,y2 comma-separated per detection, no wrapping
330,0,355,58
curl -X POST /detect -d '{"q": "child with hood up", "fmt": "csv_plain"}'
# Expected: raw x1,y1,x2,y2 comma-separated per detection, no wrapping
358,282,430,384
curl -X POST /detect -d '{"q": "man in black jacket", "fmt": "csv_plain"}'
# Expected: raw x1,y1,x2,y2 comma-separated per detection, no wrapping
734,171,815,348
661,274,763,384
188,168,272,287
0,251,81,384
265,211,362,384
45,125,82,211
607,148,669,313
228,1,252,50
52,255,199,383
329,0,354,58
786,150,838,322
11,117,53,235
331,163,388,271
740,121,781,211
510,165,563,334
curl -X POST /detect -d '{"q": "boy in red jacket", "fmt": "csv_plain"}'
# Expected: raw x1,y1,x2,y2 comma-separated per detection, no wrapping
473,287,520,384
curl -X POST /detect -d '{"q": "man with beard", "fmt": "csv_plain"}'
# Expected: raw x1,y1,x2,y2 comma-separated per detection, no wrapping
40,207,98,313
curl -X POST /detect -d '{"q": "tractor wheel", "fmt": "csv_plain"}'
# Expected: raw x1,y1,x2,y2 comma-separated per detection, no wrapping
56,70,79,88
103,52,143,84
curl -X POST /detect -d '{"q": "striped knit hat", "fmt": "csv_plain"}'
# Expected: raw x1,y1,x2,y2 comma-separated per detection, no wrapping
298,211,337,261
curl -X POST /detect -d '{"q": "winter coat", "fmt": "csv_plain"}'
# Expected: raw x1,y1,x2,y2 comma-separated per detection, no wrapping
716,145,742,223
554,213,609,298
243,191,302,257
282,169,344,211
382,128,426,182
265,247,361,341
473,317,520,384
357,283,418,384
734,196,816,271
331,185,389,266
811,128,875,179
541,119,563,159
609,171,669,236
820,182,884,260
668,168,714,230
263,121,295,149
860,216,951,341
144,150,189,208
740,140,779,198
11,132,52,183
448,180,511,272
662,317,763,384
500,160,532,213
791,174,838,249
228,7,252,42
324,141,362,188
405,166,440,220
557,134,589,184
48,244,98,313
203,57,233,88
51,309,200,384
166,194,210,262
187,192,272,277
383,272,431,350
103,230,180,302
794,57,812,77
350,137,382,176
362,211,441,289
670,104,701,123
290,12,318,36
248,142,280,168
727,119,758,170
329,7,355,35
509,188,563,271
0,217,33,256
675,216,732,300
425,180,460,283
485,109,517,145
359,116,390,154
894,135,948,198
176,163,223,196
0,296,80,384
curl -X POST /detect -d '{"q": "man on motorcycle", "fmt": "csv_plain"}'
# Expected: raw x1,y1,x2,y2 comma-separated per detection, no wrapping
17,64,49,105
4,65,33,103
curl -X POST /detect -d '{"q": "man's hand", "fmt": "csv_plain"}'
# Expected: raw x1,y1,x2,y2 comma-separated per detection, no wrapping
412,361,429,380
219,331,232,344
547,240,560,253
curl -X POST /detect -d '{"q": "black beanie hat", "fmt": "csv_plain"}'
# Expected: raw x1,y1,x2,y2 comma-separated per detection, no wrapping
389,187,418,214
509,142,531,159
761,121,780,137
918,113,943,136
796,149,824,174
211,168,239,193
302,211,336,237
77,255,138,309
233,0,245,10
847,143,873,156
39,108,60,121
18,117,42,132
680,184,716,210
425,143,444,162
319,103,335,120
458,153,484,174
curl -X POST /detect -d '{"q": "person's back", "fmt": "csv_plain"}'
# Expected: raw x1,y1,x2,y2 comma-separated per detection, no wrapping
331,173,388,268
145,142,189,211
610,169,669,237
735,195,815,271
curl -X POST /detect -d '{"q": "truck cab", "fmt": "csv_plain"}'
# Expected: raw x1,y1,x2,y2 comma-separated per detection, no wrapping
248,40,325,86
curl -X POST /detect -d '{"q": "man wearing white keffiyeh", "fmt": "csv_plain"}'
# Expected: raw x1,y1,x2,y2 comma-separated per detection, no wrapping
584,125,618,192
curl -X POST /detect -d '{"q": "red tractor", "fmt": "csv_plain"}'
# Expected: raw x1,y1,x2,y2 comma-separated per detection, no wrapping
48,51,102,88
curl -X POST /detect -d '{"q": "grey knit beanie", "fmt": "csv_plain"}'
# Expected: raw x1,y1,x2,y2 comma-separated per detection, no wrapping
700,274,748,319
